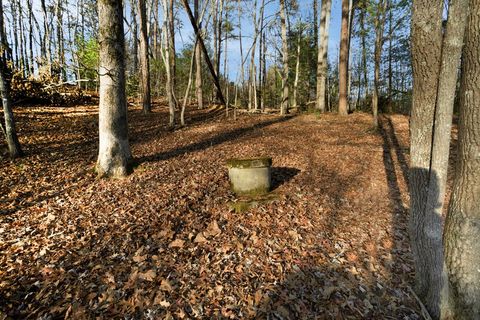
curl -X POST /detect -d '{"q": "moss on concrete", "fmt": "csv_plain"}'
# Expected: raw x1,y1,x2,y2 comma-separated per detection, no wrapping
226,157,272,169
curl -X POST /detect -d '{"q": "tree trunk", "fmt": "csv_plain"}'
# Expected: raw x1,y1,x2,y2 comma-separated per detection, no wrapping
138,0,151,114
169,0,177,94
360,5,368,102
293,27,301,109
371,0,387,128
27,0,34,75
96,0,132,178
444,2,479,318
315,0,331,112
279,0,289,115
248,0,258,111
40,0,52,75
55,0,66,82
0,0,22,159
182,0,226,106
194,0,204,109
338,0,349,115
130,0,138,72
410,0,469,317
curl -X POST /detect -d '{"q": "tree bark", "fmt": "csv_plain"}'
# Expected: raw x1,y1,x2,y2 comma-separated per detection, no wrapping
315,0,331,112
0,0,22,159
338,0,349,115
130,0,138,72
138,0,151,114
96,0,132,178
293,26,301,109
194,0,204,109
371,0,387,128
279,0,289,115
181,0,226,106
410,0,443,307
444,2,480,318
410,0,469,317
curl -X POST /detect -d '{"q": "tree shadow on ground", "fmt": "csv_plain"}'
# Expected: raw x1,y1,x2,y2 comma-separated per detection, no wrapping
254,116,422,319
271,167,301,190
135,115,297,165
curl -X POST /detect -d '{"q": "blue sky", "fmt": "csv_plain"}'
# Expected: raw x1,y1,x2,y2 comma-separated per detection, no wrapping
174,0,343,81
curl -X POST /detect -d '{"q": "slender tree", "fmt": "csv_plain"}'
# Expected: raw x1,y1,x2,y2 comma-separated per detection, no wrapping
279,0,289,115
138,0,151,114
96,0,132,178
315,0,332,112
194,0,204,109
0,0,23,159
338,0,350,115
371,0,387,128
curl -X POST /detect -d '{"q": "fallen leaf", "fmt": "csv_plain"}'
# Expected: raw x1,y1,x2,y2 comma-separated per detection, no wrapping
169,239,185,248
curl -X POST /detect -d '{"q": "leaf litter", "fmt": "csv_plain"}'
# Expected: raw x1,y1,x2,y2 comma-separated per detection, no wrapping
0,104,423,319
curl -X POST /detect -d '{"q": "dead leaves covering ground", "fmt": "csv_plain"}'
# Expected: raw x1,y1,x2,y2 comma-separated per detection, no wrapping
0,104,421,319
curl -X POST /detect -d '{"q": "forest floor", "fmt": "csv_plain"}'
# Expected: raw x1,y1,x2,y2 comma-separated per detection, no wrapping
1,102,453,319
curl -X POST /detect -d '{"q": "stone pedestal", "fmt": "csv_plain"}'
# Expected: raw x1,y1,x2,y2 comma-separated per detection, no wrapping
227,157,272,196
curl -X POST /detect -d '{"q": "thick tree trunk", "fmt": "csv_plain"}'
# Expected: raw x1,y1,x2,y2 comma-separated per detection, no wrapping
279,0,289,115
444,2,480,318
338,0,349,115
410,0,443,307
315,0,331,112
410,0,468,317
138,0,151,114
96,0,132,178
194,0,204,109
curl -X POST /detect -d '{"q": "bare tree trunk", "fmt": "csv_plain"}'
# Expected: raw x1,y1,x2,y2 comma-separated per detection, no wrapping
0,0,22,159
194,0,204,109
360,5,368,101
17,1,26,77
182,0,226,105
162,0,176,127
169,0,177,96
371,0,387,128
181,41,196,126
248,0,258,111
293,27,301,109
55,0,66,82
138,0,151,114
10,1,19,70
130,0,138,72
338,0,349,115
386,6,393,113
96,0,132,178
410,0,469,317
347,0,355,113
40,0,52,75
237,0,245,108
315,0,331,112
444,1,479,318
279,0,289,115
27,0,34,75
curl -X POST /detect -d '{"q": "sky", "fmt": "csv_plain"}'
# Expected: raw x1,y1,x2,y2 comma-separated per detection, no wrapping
173,0,343,81
7,0,343,82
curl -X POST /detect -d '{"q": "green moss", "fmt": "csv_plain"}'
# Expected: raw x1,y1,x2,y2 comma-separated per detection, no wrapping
232,185,270,196
228,193,280,213
226,157,272,169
